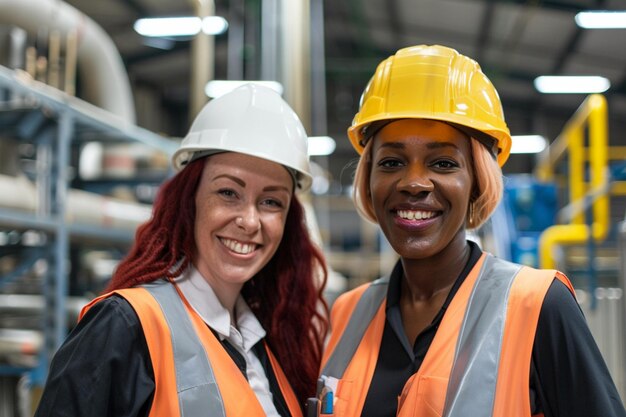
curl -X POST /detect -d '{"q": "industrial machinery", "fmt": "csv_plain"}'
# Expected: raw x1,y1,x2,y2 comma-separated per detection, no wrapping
483,94,626,401
0,5,177,413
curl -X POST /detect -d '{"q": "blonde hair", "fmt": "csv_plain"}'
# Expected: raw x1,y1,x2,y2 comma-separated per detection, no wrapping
467,138,503,229
352,140,378,224
351,134,503,229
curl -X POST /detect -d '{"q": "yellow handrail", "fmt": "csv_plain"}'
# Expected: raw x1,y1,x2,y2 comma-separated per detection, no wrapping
534,94,609,269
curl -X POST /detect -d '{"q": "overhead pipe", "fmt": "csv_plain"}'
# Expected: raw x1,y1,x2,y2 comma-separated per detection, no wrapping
279,0,311,131
261,0,279,82
189,0,215,119
0,0,135,123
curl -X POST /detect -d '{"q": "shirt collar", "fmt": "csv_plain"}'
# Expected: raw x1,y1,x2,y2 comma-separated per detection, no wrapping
386,240,483,311
234,296,267,352
174,266,266,351
385,260,406,309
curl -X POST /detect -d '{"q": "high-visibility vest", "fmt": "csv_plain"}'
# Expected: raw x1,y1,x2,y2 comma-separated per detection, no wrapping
320,253,574,417
80,279,303,417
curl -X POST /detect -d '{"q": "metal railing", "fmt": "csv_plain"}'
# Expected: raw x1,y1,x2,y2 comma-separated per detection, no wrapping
534,94,609,270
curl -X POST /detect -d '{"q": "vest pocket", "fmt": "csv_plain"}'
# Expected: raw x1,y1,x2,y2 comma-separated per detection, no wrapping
397,374,448,417
331,378,353,416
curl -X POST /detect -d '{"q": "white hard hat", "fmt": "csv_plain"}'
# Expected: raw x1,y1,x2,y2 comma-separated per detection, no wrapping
172,84,313,192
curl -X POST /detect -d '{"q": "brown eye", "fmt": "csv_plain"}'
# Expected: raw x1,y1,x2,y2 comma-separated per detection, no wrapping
377,158,403,169
432,159,458,169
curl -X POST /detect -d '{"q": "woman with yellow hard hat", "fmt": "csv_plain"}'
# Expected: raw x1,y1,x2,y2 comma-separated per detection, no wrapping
315,45,625,417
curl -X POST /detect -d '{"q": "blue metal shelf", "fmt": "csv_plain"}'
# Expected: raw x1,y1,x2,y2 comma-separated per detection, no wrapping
0,66,178,152
0,209,135,244
0,65,173,385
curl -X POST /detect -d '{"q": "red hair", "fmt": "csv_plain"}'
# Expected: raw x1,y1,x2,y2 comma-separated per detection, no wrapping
107,157,329,404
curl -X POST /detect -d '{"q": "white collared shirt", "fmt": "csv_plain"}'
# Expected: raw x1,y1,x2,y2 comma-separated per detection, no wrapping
175,267,281,417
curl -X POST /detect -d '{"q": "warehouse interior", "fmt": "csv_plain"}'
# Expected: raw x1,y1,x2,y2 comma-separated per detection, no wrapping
1,0,626,414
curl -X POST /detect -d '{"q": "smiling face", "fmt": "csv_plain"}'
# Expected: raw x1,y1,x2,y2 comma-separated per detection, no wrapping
193,152,293,298
369,119,474,260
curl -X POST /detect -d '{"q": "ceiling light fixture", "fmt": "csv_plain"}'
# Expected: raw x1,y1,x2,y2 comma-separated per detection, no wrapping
575,11,626,29
134,16,228,37
510,135,547,154
308,136,337,156
533,76,610,94
141,38,176,50
205,80,284,98
202,17,229,34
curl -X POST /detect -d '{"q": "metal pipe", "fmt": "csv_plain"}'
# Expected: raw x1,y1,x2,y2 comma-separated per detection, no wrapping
261,0,279,81
51,110,72,352
538,94,609,269
539,224,588,269
310,0,327,136
227,0,244,81
63,29,77,96
619,220,626,401
189,0,215,119
589,97,609,239
534,97,598,181
279,0,311,131
47,30,61,89
0,174,151,232
0,0,135,122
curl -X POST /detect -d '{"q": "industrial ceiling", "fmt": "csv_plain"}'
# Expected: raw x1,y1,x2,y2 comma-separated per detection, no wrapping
36,0,626,182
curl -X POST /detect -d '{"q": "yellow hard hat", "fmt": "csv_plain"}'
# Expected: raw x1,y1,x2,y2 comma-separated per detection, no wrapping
348,44,512,166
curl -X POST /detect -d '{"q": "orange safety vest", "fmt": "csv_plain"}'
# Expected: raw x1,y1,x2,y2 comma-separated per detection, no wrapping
80,279,303,417
319,253,574,417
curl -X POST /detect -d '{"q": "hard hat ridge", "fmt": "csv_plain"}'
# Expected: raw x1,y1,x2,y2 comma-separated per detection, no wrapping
172,83,313,192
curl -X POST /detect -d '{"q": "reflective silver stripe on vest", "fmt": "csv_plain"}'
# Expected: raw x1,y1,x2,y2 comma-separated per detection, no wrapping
321,254,524,416
442,255,521,417
143,280,226,417
321,277,389,379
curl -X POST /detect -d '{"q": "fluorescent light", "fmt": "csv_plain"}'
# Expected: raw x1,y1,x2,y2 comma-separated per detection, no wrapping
534,76,610,94
135,17,201,37
510,135,547,154
203,16,229,34
134,16,228,37
575,11,626,29
205,80,284,98
308,136,336,156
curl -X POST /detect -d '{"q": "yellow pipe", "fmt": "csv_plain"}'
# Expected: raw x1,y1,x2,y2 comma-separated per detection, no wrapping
534,97,596,181
584,146,626,161
588,95,609,240
569,128,584,225
539,224,589,269
538,94,609,268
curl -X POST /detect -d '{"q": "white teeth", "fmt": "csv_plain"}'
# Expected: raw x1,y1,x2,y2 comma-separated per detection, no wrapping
397,210,436,220
220,238,256,254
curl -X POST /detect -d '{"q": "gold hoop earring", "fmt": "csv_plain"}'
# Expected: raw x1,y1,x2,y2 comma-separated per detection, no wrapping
468,202,474,227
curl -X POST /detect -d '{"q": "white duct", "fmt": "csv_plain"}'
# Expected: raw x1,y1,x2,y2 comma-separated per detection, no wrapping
0,174,151,231
0,0,135,123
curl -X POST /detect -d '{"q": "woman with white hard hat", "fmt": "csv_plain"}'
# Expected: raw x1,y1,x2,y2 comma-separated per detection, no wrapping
316,45,625,417
35,84,329,417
